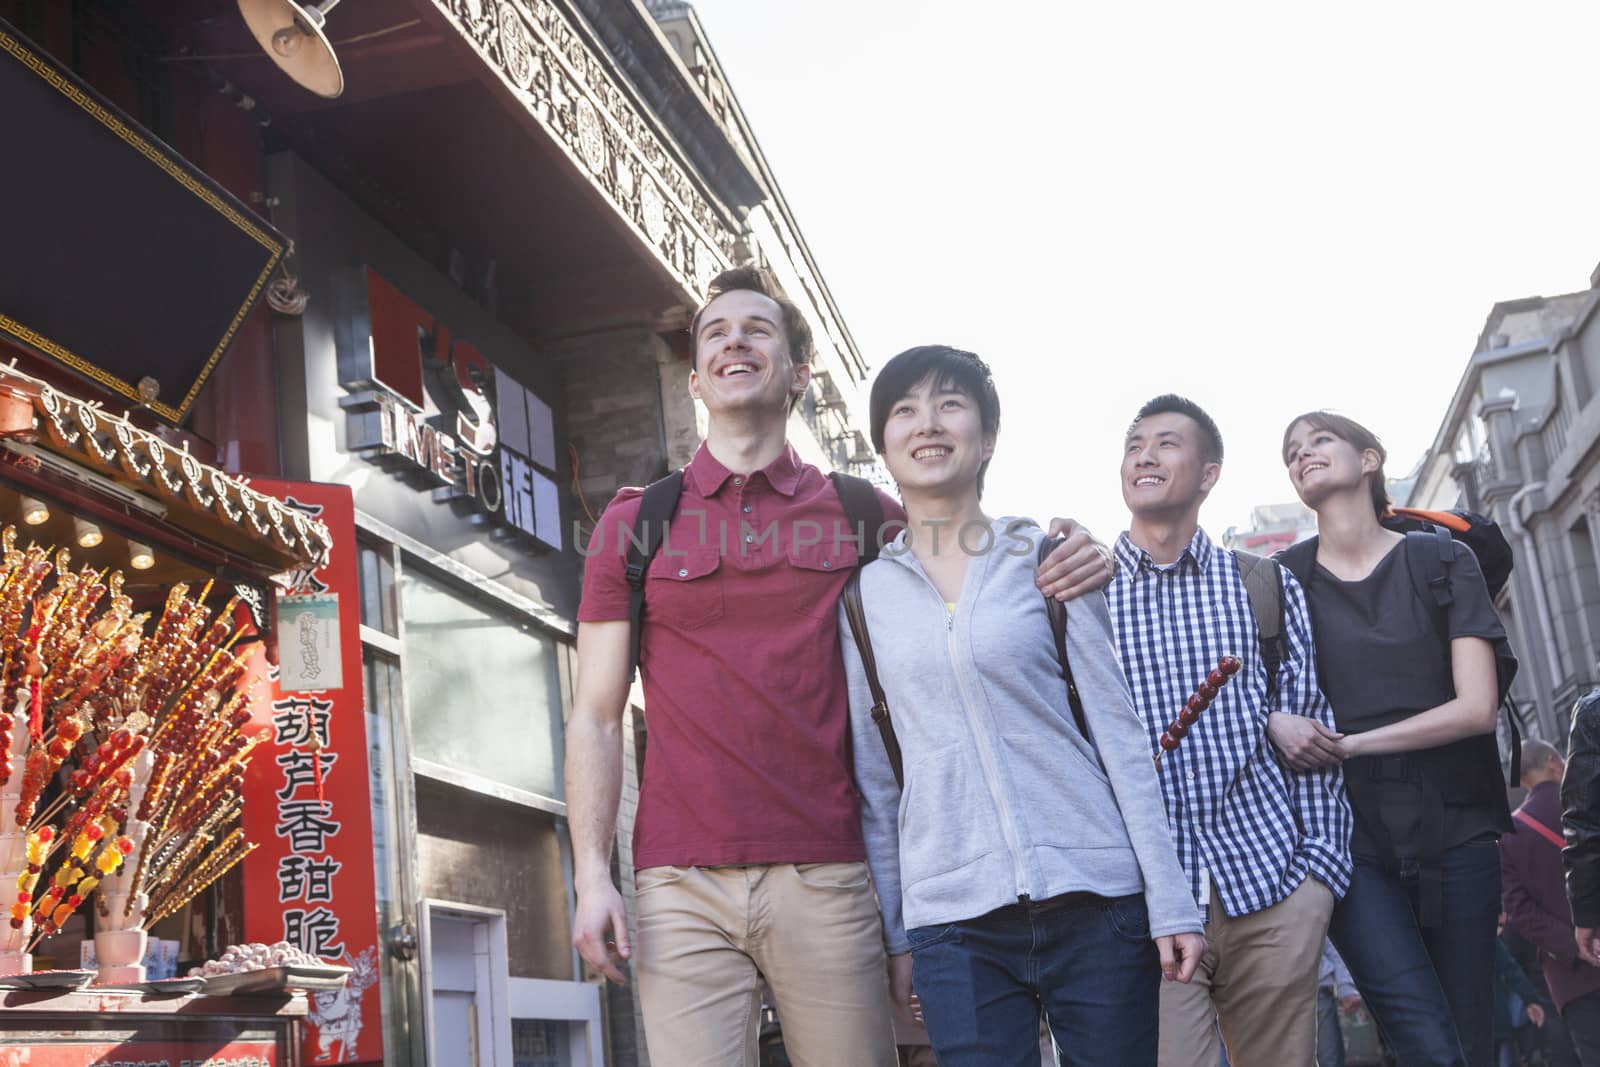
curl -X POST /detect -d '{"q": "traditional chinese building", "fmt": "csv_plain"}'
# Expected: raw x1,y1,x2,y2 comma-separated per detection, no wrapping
0,1,878,1064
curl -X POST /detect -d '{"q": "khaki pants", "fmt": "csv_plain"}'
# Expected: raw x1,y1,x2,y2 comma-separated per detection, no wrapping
634,862,897,1067
1159,875,1334,1067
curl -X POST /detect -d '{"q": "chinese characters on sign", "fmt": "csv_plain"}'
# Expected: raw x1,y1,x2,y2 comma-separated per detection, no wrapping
279,594,342,692
241,481,382,1066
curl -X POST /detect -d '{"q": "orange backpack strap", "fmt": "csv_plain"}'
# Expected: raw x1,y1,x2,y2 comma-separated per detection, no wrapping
1389,506,1472,533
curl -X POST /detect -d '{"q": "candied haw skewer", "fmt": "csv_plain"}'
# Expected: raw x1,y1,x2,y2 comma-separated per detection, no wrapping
0,686,23,789
1153,656,1243,767
1,552,54,696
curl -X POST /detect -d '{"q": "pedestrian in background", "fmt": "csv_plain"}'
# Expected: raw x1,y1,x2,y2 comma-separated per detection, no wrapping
1318,939,1361,1067
1562,691,1600,1066
1502,738,1599,1064
1493,919,1550,1067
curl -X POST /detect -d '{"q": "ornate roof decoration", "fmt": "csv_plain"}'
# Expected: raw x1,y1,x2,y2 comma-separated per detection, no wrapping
433,0,735,299
0,363,332,578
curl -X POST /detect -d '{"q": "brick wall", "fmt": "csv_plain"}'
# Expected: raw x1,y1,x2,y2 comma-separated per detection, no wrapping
552,325,680,518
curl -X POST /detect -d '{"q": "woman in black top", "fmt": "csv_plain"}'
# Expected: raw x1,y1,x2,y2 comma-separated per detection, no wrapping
1272,411,1511,1067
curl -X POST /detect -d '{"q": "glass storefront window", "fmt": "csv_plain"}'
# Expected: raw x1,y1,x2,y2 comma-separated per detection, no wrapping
359,540,397,636
362,648,424,1064
399,565,564,799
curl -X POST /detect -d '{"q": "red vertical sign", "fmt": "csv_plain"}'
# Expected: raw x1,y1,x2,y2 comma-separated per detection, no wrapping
242,480,383,1065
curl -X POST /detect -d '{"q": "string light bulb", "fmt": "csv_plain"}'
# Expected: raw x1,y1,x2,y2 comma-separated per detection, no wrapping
19,497,47,526
72,517,102,548
128,541,155,571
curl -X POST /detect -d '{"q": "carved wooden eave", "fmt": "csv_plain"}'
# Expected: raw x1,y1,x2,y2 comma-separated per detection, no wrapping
0,364,332,581
570,0,766,209
430,0,739,300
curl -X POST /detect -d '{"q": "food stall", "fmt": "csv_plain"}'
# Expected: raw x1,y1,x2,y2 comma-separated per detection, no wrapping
0,364,342,1059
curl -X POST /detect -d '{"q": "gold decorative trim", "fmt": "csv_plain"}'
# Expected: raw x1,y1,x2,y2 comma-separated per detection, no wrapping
0,27,286,422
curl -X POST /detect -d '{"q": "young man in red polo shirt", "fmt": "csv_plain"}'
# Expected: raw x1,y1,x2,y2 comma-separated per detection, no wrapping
566,267,1110,1066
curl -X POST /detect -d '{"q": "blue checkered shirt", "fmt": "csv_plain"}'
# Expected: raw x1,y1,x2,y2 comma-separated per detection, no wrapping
1105,528,1351,920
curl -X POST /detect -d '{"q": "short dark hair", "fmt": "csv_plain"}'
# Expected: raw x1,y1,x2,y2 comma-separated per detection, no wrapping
1281,411,1391,519
1129,394,1224,464
1521,739,1564,777
869,346,1001,495
688,266,814,370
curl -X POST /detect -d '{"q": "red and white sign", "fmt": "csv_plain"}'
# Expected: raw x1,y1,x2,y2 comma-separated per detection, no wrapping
241,481,382,1066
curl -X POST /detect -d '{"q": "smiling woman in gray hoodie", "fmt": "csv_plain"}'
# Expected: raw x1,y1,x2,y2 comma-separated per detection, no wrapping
843,346,1204,1067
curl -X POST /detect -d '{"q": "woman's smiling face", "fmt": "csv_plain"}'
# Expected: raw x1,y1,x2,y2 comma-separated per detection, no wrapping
880,375,994,497
1284,419,1374,507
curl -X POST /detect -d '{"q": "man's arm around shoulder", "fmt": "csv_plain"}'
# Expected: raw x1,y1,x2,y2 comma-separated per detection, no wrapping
566,618,635,985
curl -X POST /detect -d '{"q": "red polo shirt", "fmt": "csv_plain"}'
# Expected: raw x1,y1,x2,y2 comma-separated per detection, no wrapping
579,444,903,870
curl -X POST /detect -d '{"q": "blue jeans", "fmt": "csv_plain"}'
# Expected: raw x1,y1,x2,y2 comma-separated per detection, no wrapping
906,892,1159,1067
1329,841,1502,1067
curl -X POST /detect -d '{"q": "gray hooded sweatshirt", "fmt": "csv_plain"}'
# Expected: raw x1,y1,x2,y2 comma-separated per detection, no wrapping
841,519,1202,953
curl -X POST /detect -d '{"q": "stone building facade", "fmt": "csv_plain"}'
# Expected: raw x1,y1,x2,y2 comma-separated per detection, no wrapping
1408,268,1600,745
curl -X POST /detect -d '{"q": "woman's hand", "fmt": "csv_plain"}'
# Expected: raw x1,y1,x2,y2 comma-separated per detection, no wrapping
1266,712,1346,770
1157,932,1206,983
888,952,919,1021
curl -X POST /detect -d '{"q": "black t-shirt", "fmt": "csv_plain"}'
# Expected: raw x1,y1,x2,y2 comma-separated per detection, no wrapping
1302,536,1511,854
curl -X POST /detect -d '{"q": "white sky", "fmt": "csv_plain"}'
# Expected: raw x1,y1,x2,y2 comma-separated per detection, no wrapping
689,0,1600,539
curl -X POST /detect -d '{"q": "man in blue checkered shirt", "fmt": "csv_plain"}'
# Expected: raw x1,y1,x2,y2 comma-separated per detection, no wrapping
1105,394,1352,1067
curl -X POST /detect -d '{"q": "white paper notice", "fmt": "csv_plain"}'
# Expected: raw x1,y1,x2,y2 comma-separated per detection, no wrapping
279,593,343,693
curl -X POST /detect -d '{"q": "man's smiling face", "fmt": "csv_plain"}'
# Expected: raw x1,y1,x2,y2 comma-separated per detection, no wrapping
1121,411,1220,520
688,289,808,416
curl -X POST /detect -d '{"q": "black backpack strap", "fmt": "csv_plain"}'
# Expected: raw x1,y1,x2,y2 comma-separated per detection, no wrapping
1233,550,1287,704
828,471,884,565
1402,527,1523,787
624,470,685,677
1406,525,1457,622
1039,536,1090,738
841,572,903,789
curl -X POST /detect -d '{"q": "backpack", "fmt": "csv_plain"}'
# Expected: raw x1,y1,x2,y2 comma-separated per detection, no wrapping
1232,550,1288,703
1382,507,1514,599
622,468,885,676
840,533,1087,789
